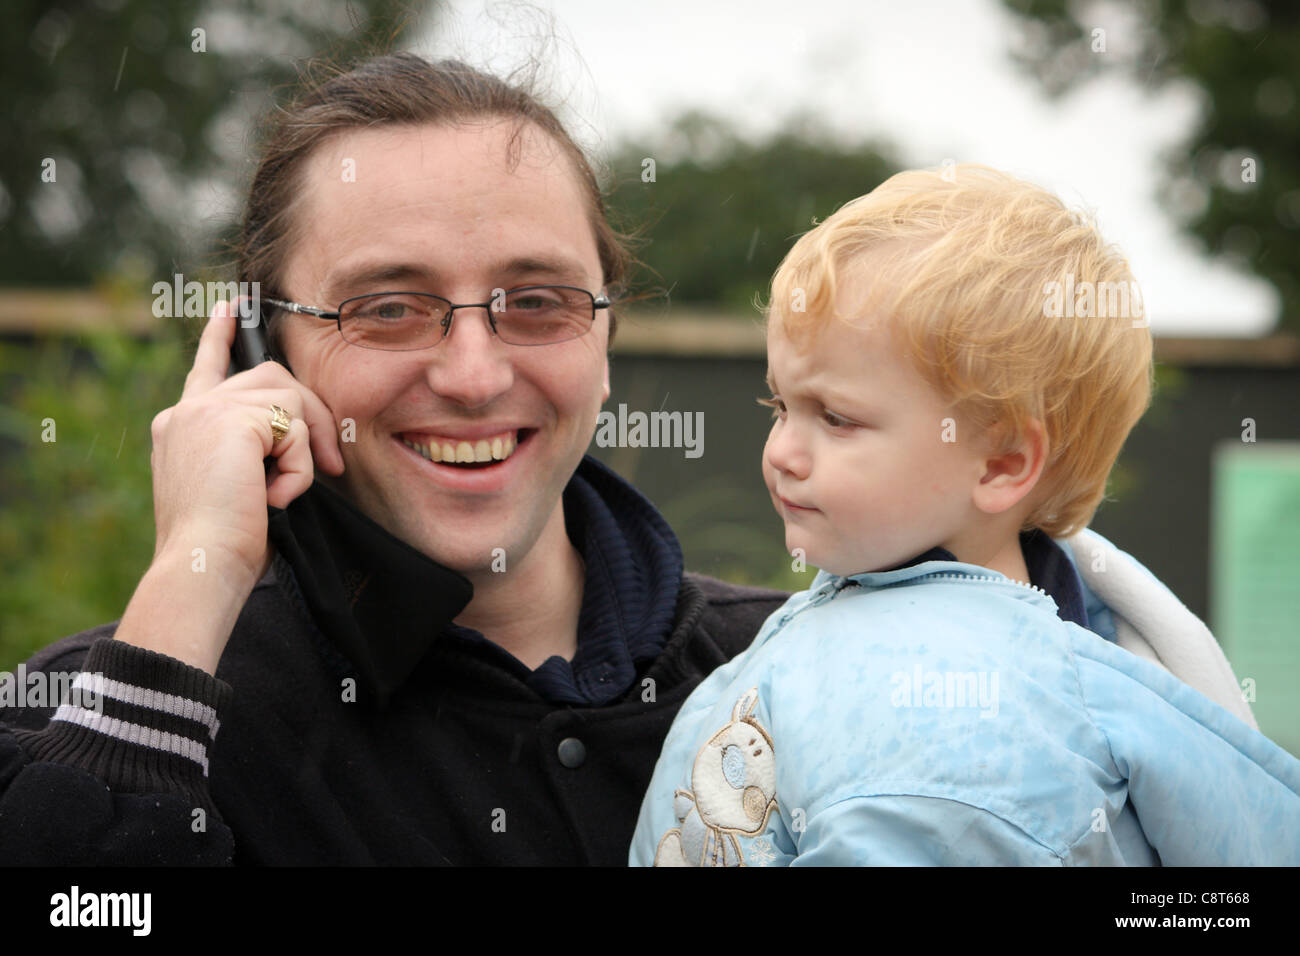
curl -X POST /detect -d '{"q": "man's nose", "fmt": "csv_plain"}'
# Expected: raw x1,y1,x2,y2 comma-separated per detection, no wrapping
423,305,514,406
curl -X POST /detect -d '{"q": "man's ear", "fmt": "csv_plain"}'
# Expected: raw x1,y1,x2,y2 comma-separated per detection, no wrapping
971,418,1048,516
601,352,610,404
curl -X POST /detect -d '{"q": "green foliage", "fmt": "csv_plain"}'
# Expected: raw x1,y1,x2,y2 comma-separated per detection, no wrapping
605,111,900,312
0,329,189,670
1001,0,1300,332
2,0,426,289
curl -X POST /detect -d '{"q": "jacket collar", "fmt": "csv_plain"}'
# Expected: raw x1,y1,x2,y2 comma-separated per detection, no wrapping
804,529,1090,628
266,479,473,706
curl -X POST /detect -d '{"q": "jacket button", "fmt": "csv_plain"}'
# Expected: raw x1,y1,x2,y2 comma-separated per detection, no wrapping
557,737,586,769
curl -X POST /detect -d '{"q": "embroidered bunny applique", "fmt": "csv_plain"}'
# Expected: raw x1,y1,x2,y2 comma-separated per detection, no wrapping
654,688,778,867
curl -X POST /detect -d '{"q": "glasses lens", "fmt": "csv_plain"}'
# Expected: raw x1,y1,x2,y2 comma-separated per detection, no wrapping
494,287,593,346
338,293,447,350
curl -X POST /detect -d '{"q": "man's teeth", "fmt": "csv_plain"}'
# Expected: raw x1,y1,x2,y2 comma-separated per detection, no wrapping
402,430,518,464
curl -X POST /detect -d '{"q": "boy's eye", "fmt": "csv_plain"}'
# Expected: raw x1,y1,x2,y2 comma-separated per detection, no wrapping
822,410,853,428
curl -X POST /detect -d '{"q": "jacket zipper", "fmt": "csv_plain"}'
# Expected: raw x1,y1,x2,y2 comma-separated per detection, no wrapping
787,569,1053,627
911,571,1052,600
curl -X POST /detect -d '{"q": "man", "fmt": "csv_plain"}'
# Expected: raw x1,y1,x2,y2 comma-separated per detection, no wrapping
0,54,788,865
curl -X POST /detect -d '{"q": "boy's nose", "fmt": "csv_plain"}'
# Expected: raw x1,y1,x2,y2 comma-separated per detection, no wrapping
764,423,810,479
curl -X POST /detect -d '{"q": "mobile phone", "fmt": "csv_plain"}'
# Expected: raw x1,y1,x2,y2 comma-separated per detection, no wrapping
228,297,274,376
227,298,282,477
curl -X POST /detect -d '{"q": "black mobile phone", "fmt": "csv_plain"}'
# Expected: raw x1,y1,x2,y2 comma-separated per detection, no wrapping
228,298,283,478
229,297,273,376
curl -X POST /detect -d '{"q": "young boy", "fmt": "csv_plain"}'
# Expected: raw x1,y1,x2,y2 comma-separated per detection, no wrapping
629,165,1300,866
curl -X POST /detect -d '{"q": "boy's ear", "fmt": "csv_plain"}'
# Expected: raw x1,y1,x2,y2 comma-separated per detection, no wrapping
971,418,1048,517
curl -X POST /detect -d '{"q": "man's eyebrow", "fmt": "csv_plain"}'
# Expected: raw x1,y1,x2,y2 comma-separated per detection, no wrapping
324,263,435,300
323,255,592,301
490,255,590,283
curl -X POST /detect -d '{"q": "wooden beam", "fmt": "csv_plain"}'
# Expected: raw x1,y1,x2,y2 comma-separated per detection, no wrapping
0,289,163,335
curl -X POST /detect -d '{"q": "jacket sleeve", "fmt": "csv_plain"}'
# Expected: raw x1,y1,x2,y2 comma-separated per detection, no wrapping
0,632,236,865
790,794,1065,865
1072,629,1300,865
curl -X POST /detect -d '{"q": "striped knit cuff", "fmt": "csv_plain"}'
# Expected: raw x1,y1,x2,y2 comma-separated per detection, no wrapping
14,638,234,815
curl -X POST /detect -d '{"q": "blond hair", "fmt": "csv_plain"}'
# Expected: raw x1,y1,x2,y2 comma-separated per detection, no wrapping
768,164,1154,537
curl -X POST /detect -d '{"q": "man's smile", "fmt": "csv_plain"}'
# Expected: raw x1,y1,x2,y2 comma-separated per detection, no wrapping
399,427,533,465
390,428,539,490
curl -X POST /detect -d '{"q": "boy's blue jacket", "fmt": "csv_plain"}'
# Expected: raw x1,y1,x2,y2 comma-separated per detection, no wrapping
629,529,1300,865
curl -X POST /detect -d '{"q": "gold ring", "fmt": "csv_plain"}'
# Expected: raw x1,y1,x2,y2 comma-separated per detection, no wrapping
269,404,292,444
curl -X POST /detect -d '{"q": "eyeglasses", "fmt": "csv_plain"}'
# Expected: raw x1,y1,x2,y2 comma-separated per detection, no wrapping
262,285,611,351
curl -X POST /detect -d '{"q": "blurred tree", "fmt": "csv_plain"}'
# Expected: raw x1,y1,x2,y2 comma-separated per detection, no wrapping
1001,0,1300,333
604,111,900,313
0,1,427,663
1,0,427,289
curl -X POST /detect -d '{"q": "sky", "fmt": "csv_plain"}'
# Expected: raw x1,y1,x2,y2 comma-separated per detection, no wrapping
412,0,1279,336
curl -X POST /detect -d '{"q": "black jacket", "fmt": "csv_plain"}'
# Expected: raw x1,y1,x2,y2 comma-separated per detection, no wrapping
0,458,787,865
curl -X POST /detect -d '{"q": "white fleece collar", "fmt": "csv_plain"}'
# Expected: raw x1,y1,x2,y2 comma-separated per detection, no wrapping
1063,528,1258,729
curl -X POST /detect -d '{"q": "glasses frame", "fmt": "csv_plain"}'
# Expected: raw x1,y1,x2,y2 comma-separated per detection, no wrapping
262,284,612,351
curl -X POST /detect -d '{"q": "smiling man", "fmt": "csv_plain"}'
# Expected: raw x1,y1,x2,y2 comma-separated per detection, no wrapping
0,54,789,865
278,120,613,671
